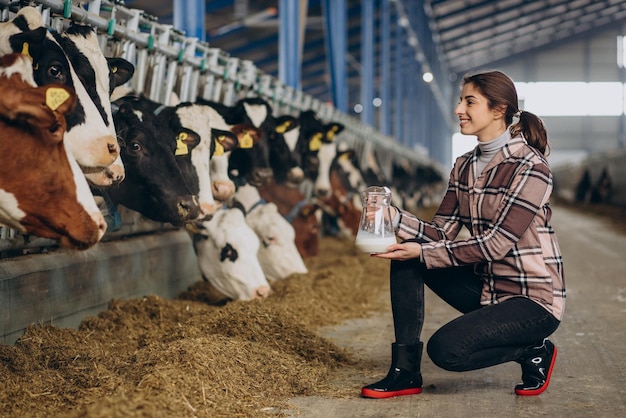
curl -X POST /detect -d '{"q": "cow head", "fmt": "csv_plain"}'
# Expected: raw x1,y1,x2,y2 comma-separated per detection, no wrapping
313,122,345,198
0,53,106,249
106,97,202,226
1,7,122,177
193,207,271,301
58,24,134,187
246,201,308,280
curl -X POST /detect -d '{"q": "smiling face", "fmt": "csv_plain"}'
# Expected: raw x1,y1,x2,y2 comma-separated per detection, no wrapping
454,82,506,142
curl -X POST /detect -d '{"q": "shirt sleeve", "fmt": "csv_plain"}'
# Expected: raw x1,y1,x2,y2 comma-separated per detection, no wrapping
420,160,552,269
396,162,464,244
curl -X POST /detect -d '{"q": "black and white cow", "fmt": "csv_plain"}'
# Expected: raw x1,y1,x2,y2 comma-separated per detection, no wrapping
59,23,135,186
146,100,257,219
103,96,204,226
193,206,271,301
197,97,304,188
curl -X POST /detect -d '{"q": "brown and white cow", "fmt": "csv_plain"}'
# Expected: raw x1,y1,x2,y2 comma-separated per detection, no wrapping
0,53,106,249
0,7,133,186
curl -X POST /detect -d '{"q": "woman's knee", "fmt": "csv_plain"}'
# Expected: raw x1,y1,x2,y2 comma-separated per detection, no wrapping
426,332,466,372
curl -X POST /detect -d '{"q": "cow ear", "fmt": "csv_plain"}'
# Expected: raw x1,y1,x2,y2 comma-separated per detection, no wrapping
274,115,299,133
338,149,354,161
107,57,135,89
175,129,201,156
211,128,239,156
299,203,318,218
231,123,261,148
308,132,324,151
325,123,344,141
8,27,47,60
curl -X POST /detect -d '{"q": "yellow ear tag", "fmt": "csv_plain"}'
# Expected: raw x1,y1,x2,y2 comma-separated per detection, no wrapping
45,87,71,111
339,152,350,161
327,130,335,141
239,131,254,149
175,132,189,155
275,120,291,134
111,66,118,73
309,133,323,151
213,137,225,156
20,42,33,61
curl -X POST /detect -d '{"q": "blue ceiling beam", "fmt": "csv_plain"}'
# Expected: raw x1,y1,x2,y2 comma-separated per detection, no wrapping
174,0,205,41
279,0,302,90
205,0,235,15
322,0,348,112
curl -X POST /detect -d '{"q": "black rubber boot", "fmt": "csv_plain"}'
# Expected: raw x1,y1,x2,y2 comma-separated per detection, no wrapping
361,342,423,399
515,339,557,396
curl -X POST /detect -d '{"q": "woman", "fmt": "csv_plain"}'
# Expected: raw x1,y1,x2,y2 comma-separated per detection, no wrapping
361,70,565,398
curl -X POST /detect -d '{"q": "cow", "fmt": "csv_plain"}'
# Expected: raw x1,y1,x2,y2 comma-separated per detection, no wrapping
233,184,308,280
193,206,271,301
102,96,204,226
148,100,260,219
0,53,106,249
59,23,135,186
198,97,304,188
310,121,345,199
0,7,125,183
258,179,321,258
314,149,363,238
276,110,327,184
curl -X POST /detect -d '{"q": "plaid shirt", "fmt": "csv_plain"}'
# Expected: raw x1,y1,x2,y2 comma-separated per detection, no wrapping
397,134,565,320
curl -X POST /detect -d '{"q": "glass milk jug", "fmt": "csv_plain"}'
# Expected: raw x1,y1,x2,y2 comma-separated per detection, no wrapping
355,186,397,253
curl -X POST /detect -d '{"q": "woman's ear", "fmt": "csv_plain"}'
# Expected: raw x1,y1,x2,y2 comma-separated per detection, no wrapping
492,104,507,120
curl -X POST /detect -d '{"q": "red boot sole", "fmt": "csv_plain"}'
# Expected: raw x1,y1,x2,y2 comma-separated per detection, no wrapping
515,346,558,396
361,387,422,399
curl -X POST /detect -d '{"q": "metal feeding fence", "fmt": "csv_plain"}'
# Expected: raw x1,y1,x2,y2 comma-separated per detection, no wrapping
0,0,442,255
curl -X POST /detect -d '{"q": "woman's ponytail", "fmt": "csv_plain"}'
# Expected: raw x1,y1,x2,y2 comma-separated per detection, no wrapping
510,110,549,156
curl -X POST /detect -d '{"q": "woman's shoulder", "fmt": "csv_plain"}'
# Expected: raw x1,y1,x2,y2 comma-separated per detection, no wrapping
508,134,550,166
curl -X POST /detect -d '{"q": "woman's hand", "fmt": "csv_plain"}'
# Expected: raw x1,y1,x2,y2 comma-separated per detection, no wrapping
372,241,422,260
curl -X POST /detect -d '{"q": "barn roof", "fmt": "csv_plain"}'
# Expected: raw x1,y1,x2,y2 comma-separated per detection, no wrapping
122,0,626,106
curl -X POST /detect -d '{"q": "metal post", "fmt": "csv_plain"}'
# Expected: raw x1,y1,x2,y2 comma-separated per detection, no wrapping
394,20,404,144
360,0,374,126
380,0,391,135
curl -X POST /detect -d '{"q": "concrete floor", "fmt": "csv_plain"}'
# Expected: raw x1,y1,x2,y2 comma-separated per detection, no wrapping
285,204,626,417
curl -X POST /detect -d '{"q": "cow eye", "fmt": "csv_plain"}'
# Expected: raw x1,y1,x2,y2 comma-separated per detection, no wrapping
129,141,142,152
47,65,65,82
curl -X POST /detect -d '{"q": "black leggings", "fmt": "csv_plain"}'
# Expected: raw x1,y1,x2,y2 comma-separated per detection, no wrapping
390,258,560,372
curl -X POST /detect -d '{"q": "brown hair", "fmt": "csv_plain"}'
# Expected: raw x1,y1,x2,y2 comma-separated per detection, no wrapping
462,70,549,155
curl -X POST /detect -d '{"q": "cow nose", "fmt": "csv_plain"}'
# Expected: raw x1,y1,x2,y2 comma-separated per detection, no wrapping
108,141,120,158
287,167,305,184
254,285,271,299
177,195,201,220
249,167,274,187
316,188,330,198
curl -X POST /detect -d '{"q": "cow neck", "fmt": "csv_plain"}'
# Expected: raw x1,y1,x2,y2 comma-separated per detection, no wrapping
234,184,266,215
